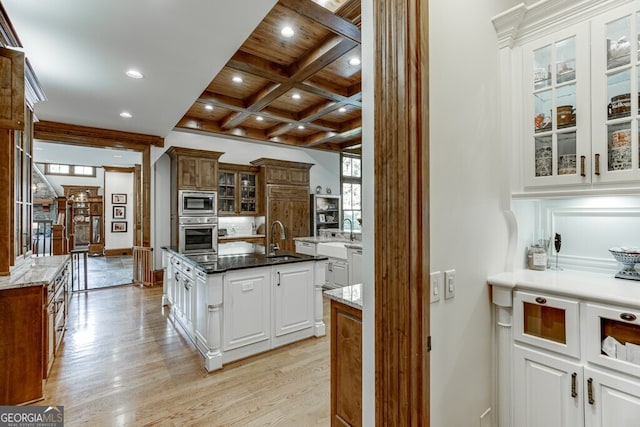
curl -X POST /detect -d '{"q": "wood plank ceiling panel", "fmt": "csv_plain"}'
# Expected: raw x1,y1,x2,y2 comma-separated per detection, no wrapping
174,0,361,152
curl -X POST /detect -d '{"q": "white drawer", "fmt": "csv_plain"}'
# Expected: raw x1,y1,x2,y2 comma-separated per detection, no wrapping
585,302,640,378
514,290,580,358
295,241,317,256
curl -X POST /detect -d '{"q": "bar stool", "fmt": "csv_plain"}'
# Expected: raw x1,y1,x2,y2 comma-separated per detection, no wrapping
70,248,89,291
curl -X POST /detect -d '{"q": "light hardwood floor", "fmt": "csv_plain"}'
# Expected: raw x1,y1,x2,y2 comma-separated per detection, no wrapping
39,284,331,426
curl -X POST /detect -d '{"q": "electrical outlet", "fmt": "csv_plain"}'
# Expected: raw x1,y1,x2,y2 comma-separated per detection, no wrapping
444,269,455,300
430,271,441,303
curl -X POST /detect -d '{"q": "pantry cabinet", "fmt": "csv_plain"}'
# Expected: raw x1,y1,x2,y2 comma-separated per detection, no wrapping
489,272,640,427
495,0,640,192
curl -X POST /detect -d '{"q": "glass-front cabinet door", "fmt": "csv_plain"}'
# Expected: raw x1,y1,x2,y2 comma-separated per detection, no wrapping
523,23,590,187
217,166,259,216
592,5,640,184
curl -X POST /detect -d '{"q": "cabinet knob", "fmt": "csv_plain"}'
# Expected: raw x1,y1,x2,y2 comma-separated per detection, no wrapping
535,297,547,304
620,312,637,322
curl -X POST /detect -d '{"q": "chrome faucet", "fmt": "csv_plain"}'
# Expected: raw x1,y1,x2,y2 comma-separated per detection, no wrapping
343,218,354,241
269,220,286,255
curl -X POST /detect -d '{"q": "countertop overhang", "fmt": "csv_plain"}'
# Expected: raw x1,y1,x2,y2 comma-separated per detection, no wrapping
324,284,363,310
488,269,640,309
163,247,327,274
0,255,70,291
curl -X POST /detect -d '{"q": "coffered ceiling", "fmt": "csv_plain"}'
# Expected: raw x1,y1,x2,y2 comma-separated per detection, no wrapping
176,0,362,153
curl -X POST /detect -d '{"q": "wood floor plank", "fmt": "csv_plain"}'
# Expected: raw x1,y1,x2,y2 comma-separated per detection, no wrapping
37,285,331,426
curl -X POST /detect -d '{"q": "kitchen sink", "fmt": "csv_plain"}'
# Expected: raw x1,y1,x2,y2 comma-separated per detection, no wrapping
317,241,348,260
266,253,301,260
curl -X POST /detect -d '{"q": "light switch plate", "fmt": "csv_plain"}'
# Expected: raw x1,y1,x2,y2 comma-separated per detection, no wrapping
444,269,455,300
430,271,441,303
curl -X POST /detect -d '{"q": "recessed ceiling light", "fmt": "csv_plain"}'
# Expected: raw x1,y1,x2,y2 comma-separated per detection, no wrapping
125,69,143,79
256,116,264,121
297,125,305,130
292,93,301,100
113,154,123,158
120,111,132,118
349,57,361,66
35,147,43,151
205,104,214,111
232,76,243,83
338,107,347,113
281,26,295,38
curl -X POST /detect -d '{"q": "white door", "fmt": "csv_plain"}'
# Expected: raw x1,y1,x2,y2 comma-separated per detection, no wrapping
274,263,313,337
348,248,362,285
513,344,584,427
584,366,640,427
223,268,270,351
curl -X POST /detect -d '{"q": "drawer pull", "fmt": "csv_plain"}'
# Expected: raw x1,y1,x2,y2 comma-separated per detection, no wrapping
587,378,594,405
594,154,601,176
580,156,586,177
535,297,547,304
571,372,577,398
620,313,637,322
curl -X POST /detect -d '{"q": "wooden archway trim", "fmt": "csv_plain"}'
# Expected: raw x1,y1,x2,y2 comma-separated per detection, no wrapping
374,0,430,425
34,120,163,248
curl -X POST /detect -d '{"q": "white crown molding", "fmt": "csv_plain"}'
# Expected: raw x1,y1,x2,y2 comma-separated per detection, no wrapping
493,0,636,48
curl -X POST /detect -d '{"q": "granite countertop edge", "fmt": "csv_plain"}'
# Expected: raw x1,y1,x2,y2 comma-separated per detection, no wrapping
324,284,363,310
162,246,328,274
0,255,70,292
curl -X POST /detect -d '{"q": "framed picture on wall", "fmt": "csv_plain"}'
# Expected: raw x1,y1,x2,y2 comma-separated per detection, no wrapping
111,221,127,233
112,193,127,204
113,205,126,219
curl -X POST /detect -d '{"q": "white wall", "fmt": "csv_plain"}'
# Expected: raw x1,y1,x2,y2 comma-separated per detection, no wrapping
427,0,518,425
150,130,341,266
104,171,134,250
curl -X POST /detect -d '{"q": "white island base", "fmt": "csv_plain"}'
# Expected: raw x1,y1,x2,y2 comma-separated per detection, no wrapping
163,250,326,372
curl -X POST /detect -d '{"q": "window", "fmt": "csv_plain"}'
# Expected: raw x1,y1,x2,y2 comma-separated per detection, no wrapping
45,163,96,177
341,154,362,231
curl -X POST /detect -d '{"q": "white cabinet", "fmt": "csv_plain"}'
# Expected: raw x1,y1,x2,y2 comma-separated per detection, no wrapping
514,344,584,427
509,289,640,427
584,366,640,427
495,0,640,192
347,246,362,285
223,268,270,351
273,263,314,346
325,258,348,287
295,240,317,256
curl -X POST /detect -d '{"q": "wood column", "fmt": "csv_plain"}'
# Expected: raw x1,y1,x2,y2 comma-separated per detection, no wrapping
142,146,150,247
0,129,10,275
374,0,430,425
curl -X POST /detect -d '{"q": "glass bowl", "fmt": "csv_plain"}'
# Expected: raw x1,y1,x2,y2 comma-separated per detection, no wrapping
609,248,640,280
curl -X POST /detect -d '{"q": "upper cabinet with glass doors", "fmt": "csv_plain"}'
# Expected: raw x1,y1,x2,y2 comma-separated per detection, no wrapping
591,4,640,184
524,23,590,187
496,0,640,192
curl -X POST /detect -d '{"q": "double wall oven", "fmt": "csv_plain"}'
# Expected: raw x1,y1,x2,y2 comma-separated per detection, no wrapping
178,190,218,257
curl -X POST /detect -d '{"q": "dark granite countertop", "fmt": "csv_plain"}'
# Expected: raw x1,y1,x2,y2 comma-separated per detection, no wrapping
162,247,327,274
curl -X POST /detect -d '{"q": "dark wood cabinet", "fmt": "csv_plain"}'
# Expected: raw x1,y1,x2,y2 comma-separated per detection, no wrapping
251,158,313,253
331,299,362,427
218,163,260,216
167,147,223,191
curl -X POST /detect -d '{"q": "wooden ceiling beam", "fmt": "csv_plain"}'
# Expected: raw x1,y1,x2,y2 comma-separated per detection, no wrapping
279,0,361,43
300,100,338,122
198,91,246,109
289,36,357,81
335,0,361,22
227,51,289,83
34,120,164,150
266,122,295,138
303,125,361,147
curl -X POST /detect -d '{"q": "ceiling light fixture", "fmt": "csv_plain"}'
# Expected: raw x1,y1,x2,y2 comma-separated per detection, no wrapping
281,26,295,38
119,111,132,118
297,125,305,130
256,116,264,121
232,76,243,83
349,57,361,66
338,107,347,113
292,93,301,100
205,104,214,111
125,69,144,79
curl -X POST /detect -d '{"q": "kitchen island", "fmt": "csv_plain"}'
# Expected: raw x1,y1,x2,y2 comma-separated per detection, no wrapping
162,247,327,372
324,284,363,427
